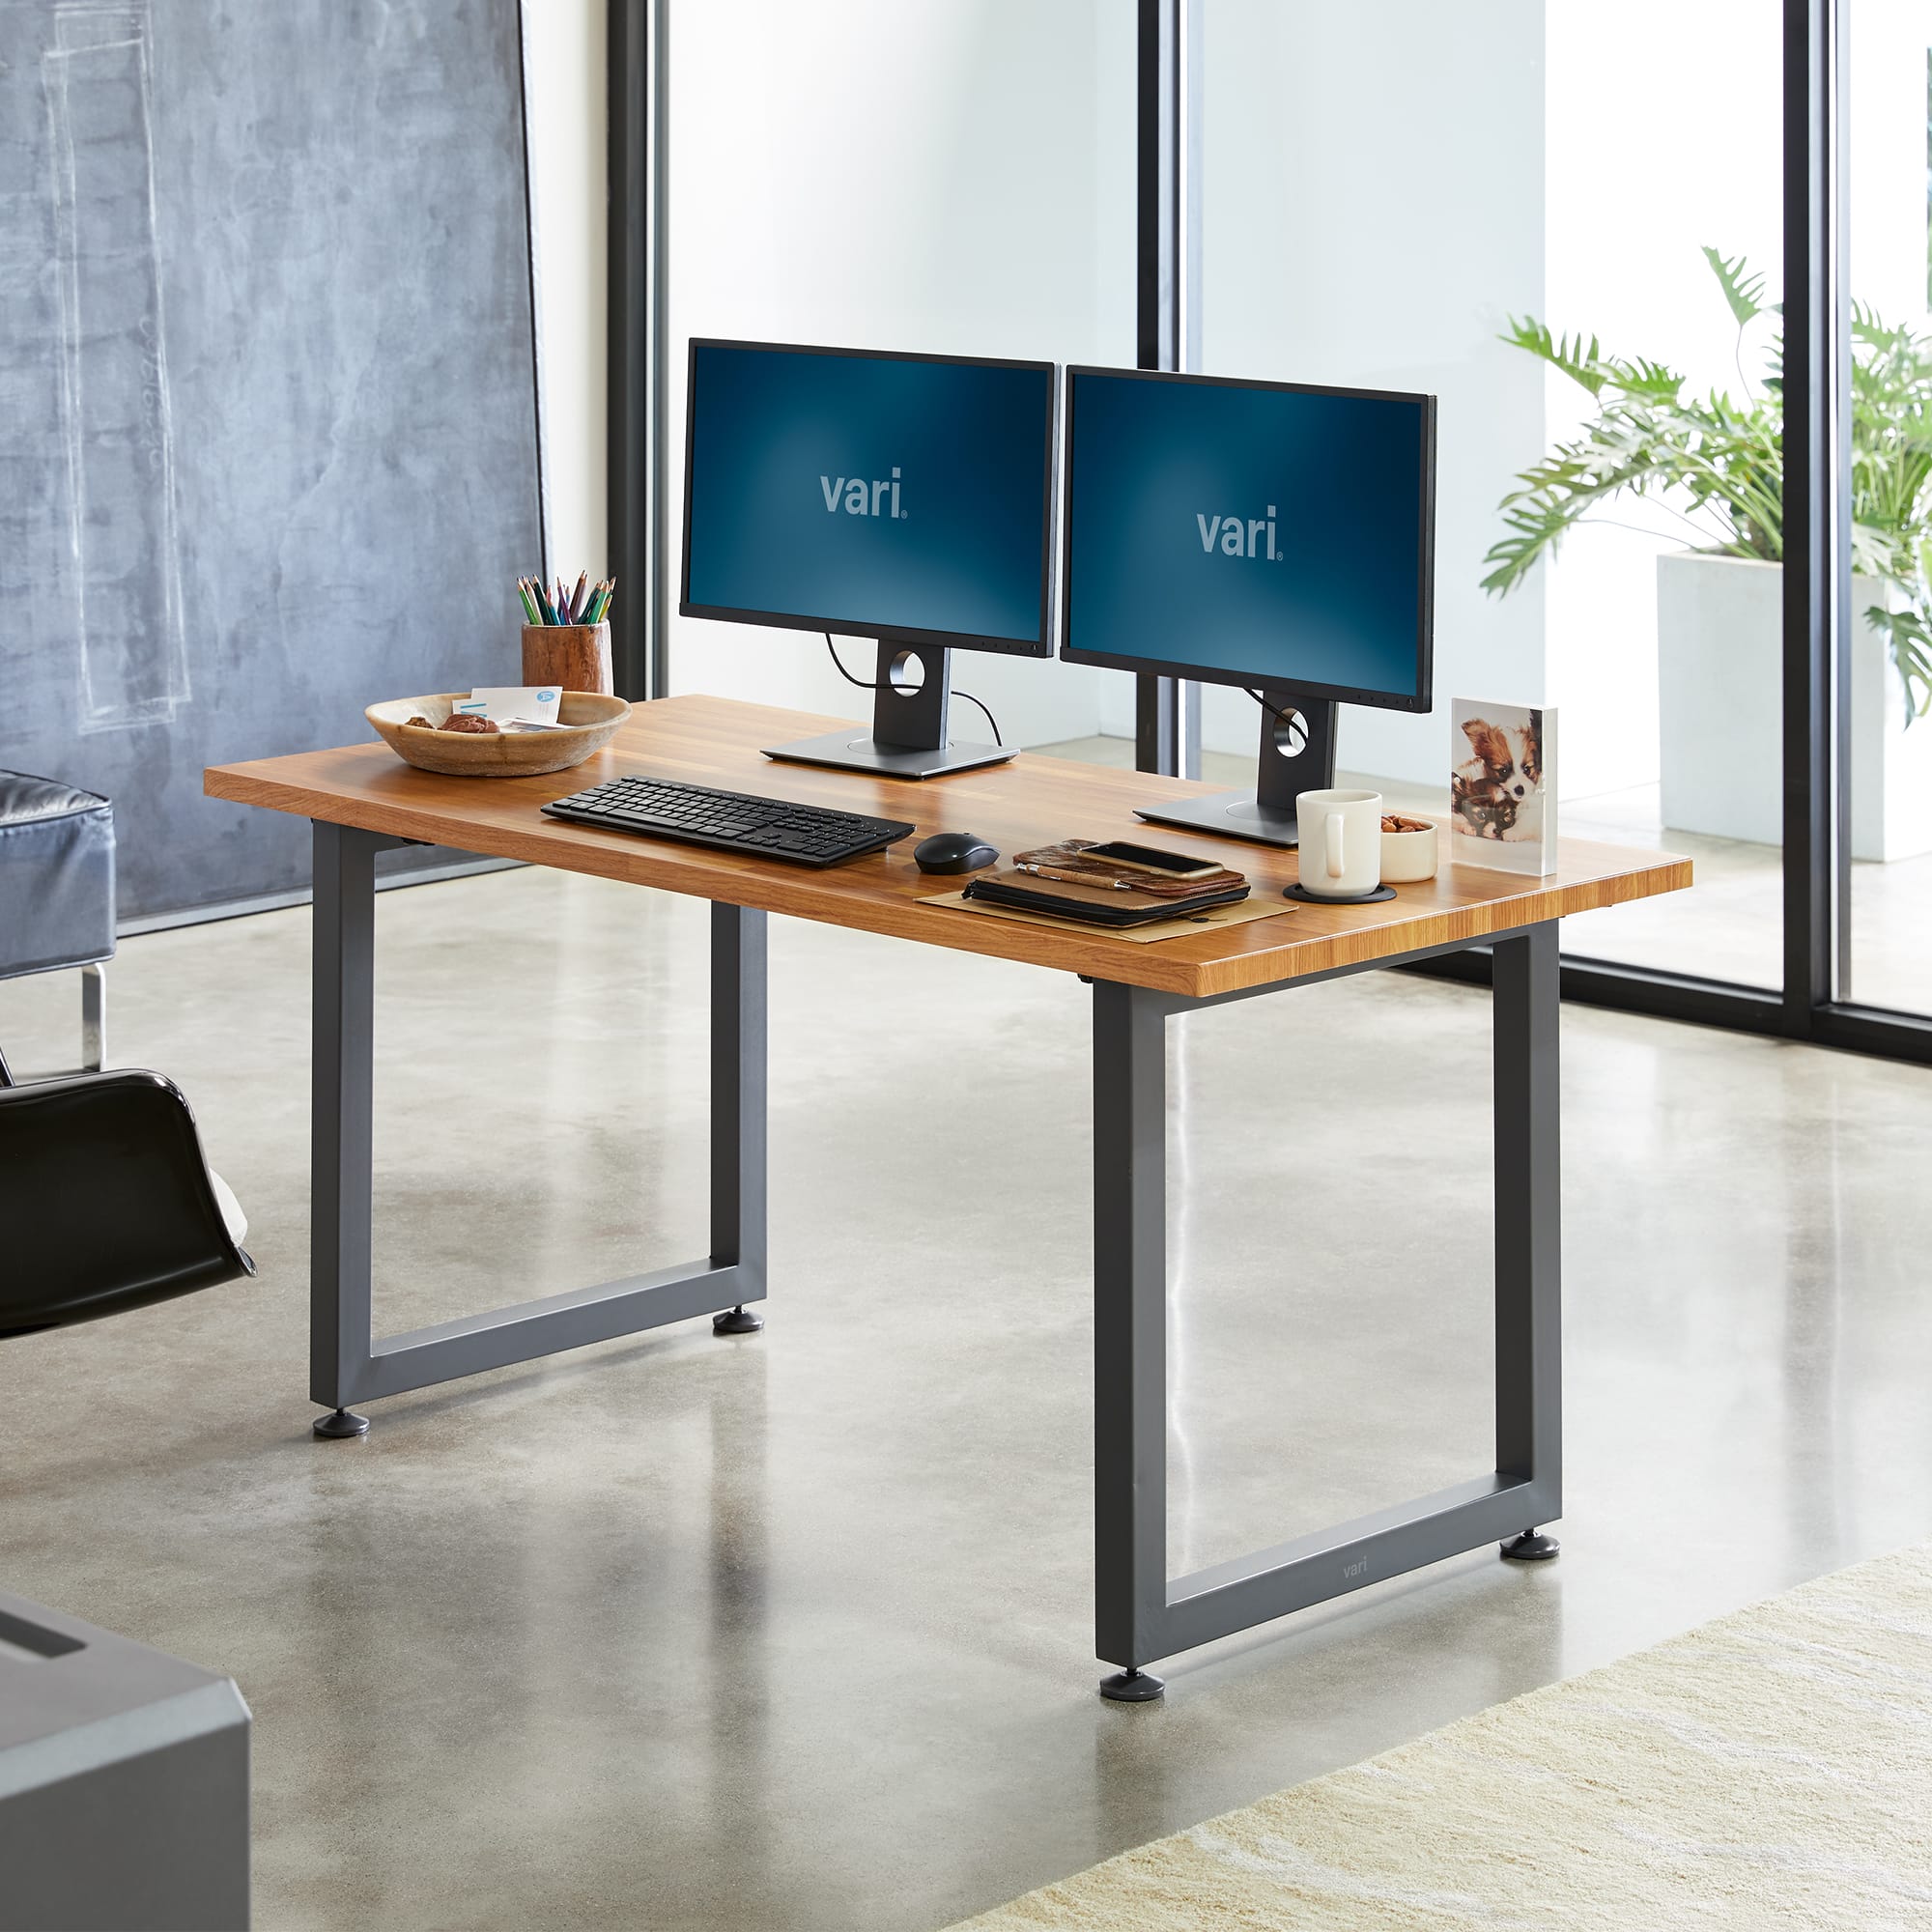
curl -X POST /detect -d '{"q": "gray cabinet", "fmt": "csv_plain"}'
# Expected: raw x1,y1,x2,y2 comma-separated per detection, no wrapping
0,1592,249,1931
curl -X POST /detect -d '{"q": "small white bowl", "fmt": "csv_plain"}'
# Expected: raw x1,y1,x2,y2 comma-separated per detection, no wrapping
1380,820,1439,883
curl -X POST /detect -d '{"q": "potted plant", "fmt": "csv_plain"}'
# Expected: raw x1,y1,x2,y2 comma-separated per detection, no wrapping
1484,248,1932,860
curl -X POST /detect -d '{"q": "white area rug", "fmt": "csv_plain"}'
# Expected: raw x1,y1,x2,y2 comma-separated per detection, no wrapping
958,1545,1932,1929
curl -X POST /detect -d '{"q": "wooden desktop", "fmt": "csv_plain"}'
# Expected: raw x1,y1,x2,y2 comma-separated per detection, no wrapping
206,693,1689,999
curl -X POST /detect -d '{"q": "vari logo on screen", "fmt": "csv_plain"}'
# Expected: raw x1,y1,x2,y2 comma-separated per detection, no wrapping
1197,505,1277,560
819,468,903,519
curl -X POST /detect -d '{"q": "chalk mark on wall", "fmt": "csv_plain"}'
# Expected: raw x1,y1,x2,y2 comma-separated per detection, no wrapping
44,0,189,734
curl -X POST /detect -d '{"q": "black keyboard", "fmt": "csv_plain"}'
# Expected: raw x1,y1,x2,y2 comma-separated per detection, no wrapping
542,775,916,867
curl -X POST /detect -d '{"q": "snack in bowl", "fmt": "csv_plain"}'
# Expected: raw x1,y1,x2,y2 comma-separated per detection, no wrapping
1379,812,1438,884
366,691,631,778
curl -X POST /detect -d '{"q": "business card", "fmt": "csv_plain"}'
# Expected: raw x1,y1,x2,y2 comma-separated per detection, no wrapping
460,685,563,725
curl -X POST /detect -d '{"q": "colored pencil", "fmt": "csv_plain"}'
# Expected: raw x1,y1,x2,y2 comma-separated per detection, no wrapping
513,568,611,623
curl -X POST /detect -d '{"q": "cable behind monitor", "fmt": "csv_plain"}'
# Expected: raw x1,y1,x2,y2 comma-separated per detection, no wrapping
824,636,1003,747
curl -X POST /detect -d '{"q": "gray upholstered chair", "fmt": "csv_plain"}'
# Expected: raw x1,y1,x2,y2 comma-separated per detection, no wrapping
0,771,114,1070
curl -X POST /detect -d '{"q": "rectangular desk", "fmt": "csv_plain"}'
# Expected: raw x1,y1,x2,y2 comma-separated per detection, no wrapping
206,694,1690,1696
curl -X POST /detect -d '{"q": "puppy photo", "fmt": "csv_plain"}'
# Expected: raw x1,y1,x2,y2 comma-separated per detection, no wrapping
1450,700,1557,874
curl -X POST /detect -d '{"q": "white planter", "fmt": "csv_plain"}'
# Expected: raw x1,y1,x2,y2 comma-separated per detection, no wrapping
1657,552,1932,861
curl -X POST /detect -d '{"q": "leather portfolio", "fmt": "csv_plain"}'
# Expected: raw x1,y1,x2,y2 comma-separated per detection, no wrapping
964,840,1248,928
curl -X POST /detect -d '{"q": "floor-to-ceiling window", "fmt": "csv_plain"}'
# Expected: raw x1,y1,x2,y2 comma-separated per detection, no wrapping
1843,0,1932,1018
1538,3,1786,992
619,0,1928,1063
1200,0,1788,990
1196,2,1546,817
654,0,1134,752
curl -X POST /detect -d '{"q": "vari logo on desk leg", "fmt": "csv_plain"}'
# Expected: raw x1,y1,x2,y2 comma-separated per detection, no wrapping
819,467,903,518
1196,504,1278,558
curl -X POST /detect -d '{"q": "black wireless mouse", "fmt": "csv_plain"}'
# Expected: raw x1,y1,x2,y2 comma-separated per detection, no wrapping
914,830,999,875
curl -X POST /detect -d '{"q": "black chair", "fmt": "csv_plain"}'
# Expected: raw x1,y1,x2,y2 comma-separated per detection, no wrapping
0,1047,254,1338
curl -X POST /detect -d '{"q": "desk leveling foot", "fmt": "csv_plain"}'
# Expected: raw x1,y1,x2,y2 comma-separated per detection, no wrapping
1500,1528,1559,1561
712,1304,763,1335
313,1407,370,1439
1098,1667,1165,1703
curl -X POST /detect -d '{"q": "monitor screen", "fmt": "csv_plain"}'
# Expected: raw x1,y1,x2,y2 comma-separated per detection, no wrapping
681,341,1057,656
1061,368,1435,710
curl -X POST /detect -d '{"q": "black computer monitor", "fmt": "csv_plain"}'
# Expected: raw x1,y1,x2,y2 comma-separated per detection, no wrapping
680,339,1058,778
1061,365,1435,847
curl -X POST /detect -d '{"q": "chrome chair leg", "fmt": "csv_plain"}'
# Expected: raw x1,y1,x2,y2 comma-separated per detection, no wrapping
80,962,106,1072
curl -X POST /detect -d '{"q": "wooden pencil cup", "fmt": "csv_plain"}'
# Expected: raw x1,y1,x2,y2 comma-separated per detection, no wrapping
522,622,612,696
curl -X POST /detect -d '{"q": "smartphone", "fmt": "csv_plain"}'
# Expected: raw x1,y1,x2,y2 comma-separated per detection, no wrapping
1080,839,1222,879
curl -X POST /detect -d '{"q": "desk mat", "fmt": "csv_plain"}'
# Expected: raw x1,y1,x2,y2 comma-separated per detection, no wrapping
915,888,1296,945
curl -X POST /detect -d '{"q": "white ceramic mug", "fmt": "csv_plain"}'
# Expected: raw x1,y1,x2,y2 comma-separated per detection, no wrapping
1295,788,1383,898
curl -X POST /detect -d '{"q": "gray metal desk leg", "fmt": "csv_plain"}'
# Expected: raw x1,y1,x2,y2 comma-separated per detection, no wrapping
710,901,768,1334
1493,923,1563,1560
307,823,769,1435
311,821,377,1438
1093,980,1169,1703
1091,922,1564,1698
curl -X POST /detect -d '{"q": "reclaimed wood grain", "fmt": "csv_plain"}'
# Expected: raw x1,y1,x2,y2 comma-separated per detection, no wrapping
521,623,612,695
205,694,1692,999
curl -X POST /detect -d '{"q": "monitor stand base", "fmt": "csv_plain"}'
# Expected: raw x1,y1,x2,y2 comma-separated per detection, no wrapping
1133,689,1339,852
761,639,1017,781
1135,790,1309,849
762,730,1011,781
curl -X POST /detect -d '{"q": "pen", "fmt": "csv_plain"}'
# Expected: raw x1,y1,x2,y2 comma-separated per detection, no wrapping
1014,863,1133,890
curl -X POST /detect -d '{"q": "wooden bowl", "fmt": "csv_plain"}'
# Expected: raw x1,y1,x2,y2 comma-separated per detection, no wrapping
366,692,631,778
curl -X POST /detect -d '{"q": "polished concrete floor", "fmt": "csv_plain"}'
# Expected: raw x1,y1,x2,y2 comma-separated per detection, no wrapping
3,863,1929,1931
